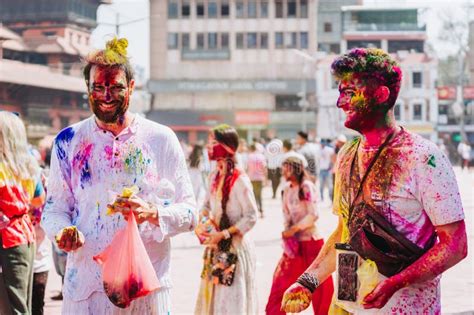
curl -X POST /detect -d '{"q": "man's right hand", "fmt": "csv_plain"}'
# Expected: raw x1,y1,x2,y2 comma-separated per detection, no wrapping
281,282,312,313
55,226,85,252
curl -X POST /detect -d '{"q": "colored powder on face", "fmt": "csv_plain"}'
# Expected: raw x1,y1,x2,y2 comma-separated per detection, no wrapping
350,90,366,110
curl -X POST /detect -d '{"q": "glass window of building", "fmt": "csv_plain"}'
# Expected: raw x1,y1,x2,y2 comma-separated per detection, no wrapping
181,33,190,49
285,32,297,48
197,33,205,49
275,0,284,18
300,32,308,49
168,0,179,18
260,33,268,49
208,1,218,18
181,0,191,18
221,33,229,49
167,33,179,49
394,103,401,120
329,44,340,54
276,95,300,111
287,0,297,18
275,32,284,48
248,1,257,18
196,1,205,17
300,0,308,18
247,32,258,48
236,33,245,49
324,22,332,33
413,104,422,120
208,33,218,49
260,1,269,18
412,72,422,88
236,1,245,18
221,0,230,17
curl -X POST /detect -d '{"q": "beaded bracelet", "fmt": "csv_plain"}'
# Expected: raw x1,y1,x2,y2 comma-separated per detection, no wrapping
296,272,320,293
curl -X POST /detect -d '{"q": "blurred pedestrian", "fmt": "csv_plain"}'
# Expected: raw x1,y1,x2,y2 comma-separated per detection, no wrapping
188,144,206,203
318,139,335,202
0,111,45,314
330,134,347,201
265,155,333,315
296,131,318,183
247,144,267,218
457,140,471,170
266,139,283,199
195,124,258,315
236,139,249,171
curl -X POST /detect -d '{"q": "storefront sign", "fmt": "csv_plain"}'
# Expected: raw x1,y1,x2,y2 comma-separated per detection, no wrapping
437,86,456,100
463,86,474,100
235,111,269,125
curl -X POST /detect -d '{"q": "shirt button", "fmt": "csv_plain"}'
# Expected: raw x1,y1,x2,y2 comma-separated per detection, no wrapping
114,152,119,156
103,131,106,134
115,137,119,141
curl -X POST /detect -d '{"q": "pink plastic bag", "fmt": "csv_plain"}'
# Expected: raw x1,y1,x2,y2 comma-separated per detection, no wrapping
93,212,160,308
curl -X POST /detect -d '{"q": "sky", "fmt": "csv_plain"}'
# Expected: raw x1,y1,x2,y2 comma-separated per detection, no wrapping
91,0,473,81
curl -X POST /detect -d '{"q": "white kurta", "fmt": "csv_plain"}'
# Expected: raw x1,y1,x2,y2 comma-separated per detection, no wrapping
195,172,259,315
41,115,198,314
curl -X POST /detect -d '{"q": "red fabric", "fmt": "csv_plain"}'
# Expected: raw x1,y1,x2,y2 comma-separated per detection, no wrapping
265,238,334,315
210,168,241,195
0,184,35,249
208,143,233,161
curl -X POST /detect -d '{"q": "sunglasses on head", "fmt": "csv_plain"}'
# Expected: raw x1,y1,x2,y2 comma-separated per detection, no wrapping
0,110,20,117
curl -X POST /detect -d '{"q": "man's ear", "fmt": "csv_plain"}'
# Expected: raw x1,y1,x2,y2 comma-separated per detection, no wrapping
129,79,135,95
374,86,390,104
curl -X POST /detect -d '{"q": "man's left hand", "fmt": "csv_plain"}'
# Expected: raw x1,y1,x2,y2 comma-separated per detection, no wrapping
203,231,225,246
108,195,159,225
362,277,401,309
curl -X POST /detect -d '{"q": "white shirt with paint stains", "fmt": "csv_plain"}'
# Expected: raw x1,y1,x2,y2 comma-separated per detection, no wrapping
42,115,197,302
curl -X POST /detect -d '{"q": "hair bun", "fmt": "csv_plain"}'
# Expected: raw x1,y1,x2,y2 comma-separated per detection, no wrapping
102,37,128,64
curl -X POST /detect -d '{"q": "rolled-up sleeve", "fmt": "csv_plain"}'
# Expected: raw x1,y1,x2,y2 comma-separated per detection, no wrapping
41,141,74,241
234,176,258,234
152,131,198,242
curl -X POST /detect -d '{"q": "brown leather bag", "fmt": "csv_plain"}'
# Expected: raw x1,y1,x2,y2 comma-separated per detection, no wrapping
346,133,437,277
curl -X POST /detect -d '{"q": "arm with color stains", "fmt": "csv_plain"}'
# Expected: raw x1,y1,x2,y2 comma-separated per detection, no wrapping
363,220,467,309
41,141,75,242
151,131,198,242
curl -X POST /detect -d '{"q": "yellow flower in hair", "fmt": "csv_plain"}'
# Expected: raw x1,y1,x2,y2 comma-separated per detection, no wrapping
103,37,129,65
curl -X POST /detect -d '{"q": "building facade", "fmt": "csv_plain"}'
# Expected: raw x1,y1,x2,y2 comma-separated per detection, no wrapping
315,6,439,142
148,0,318,143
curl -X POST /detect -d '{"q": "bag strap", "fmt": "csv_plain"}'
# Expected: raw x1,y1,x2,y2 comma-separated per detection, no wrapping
348,131,396,220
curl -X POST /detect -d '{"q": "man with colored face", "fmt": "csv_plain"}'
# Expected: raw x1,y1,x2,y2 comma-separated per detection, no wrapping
41,38,197,314
281,48,467,314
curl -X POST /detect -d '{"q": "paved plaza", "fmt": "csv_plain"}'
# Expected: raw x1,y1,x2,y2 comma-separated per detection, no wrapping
45,168,474,314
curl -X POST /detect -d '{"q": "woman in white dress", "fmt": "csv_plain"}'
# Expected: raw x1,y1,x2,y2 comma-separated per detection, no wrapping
195,124,258,315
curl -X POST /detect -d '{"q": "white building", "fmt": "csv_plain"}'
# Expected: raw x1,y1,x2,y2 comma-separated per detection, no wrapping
148,0,318,143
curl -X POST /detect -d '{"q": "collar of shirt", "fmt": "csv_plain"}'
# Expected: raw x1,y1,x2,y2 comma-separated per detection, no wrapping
90,114,139,140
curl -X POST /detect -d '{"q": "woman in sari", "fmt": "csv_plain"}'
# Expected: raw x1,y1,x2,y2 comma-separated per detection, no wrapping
266,155,333,315
195,124,258,315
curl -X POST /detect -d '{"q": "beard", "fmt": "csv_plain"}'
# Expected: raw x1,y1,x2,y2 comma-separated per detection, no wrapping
91,100,129,124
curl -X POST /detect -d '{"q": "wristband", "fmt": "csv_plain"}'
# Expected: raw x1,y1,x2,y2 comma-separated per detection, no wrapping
296,272,320,293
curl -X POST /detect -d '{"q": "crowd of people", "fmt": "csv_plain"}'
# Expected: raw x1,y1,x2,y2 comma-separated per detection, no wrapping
0,39,469,315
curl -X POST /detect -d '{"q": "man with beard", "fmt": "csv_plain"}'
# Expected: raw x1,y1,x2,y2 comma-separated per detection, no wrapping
281,48,467,314
41,38,197,314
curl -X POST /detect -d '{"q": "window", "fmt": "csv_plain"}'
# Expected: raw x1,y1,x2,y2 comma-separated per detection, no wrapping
167,33,178,49
285,32,297,48
276,95,300,111
394,103,401,120
260,1,269,18
208,1,218,18
221,33,229,48
275,0,284,18
331,79,339,90
181,33,190,49
221,0,230,17
275,32,284,48
208,33,218,49
197,33,205,49
300,0,308,18
247,32,258,48
413,104,422,120
260,33,268,49
248,1,257,18
413,72,422,88
168,0,179,18
236,1,245,18
300,32,308,49
236,33,245,49
181,0,190,18
287,0,297,18
324,22,332,33
196,1,205,17
329,44,340,54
